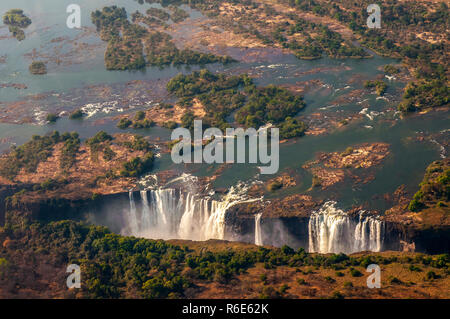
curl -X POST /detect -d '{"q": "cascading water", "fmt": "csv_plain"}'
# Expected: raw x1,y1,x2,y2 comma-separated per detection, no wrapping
308,201,384,254
123,183,259,241
254,213,263,246
127,191,139,235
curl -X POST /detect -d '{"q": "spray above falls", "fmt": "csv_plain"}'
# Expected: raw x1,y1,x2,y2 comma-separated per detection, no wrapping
254,213,263,246
122,183,260,241
308,201,384,254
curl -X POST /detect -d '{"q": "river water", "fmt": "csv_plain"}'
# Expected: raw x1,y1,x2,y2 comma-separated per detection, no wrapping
1,0,448,215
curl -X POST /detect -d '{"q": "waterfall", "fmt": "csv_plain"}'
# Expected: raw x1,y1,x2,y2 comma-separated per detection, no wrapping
123,183,259,240
140,190,152,231
255,213,263,246
127,191,139,235
308,201,384,254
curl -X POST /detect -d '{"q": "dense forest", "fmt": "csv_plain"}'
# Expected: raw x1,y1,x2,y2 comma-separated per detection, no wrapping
166,69,307,137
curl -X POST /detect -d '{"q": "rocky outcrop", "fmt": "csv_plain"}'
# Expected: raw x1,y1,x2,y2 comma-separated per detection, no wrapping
302,143,390,189
2,189,130,233
383,221,450,254
225,198,450,253
225,205,309,249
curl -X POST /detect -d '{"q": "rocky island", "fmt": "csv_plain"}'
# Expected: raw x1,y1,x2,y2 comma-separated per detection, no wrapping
28,61,47,75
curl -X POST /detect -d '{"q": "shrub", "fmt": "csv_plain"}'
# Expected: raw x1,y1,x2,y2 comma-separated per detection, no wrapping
281,245,295,255
91,193,100,201
46,113,59,123
121,153,154,177
117,118,132,129
324,276,336,283
384,64,400,75
297,278,307,285
364,80,388,96
349,268,363,277
341,147,353,157
90,131,112,143
3,9,32,28
8,26,25,41
425,271,439,280
69,109,84,120
330,291,344,299
132,119,154,129
181,111,195,130
85,131,113,162
388,276,402,284
60,132,80,169
122,135,151,152
267,180,283,192
408,264,422,272
259,286,281,299
163,121,178,129
102,146,116,161
437,201,447,207
135,111,146,121
409,198,424,212
29,61,47,75
260,274,267,284
278,117,307,139
279,284,289,294
0,258,9,277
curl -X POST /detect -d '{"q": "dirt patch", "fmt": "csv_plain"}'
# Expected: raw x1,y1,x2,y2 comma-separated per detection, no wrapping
139,97,206,126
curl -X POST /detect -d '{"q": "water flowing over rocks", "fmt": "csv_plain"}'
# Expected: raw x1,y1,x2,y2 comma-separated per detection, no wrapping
308,201,384,254
120,183,261,241
1,184,448,254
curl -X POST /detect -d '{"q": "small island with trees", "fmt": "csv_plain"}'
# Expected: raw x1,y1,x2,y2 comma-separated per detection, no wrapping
119,69,307,139
29,61,47,75
91,6,234,70
2,9,31,41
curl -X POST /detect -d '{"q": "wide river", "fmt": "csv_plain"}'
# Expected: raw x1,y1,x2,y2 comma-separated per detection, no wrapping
0,0,448,213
